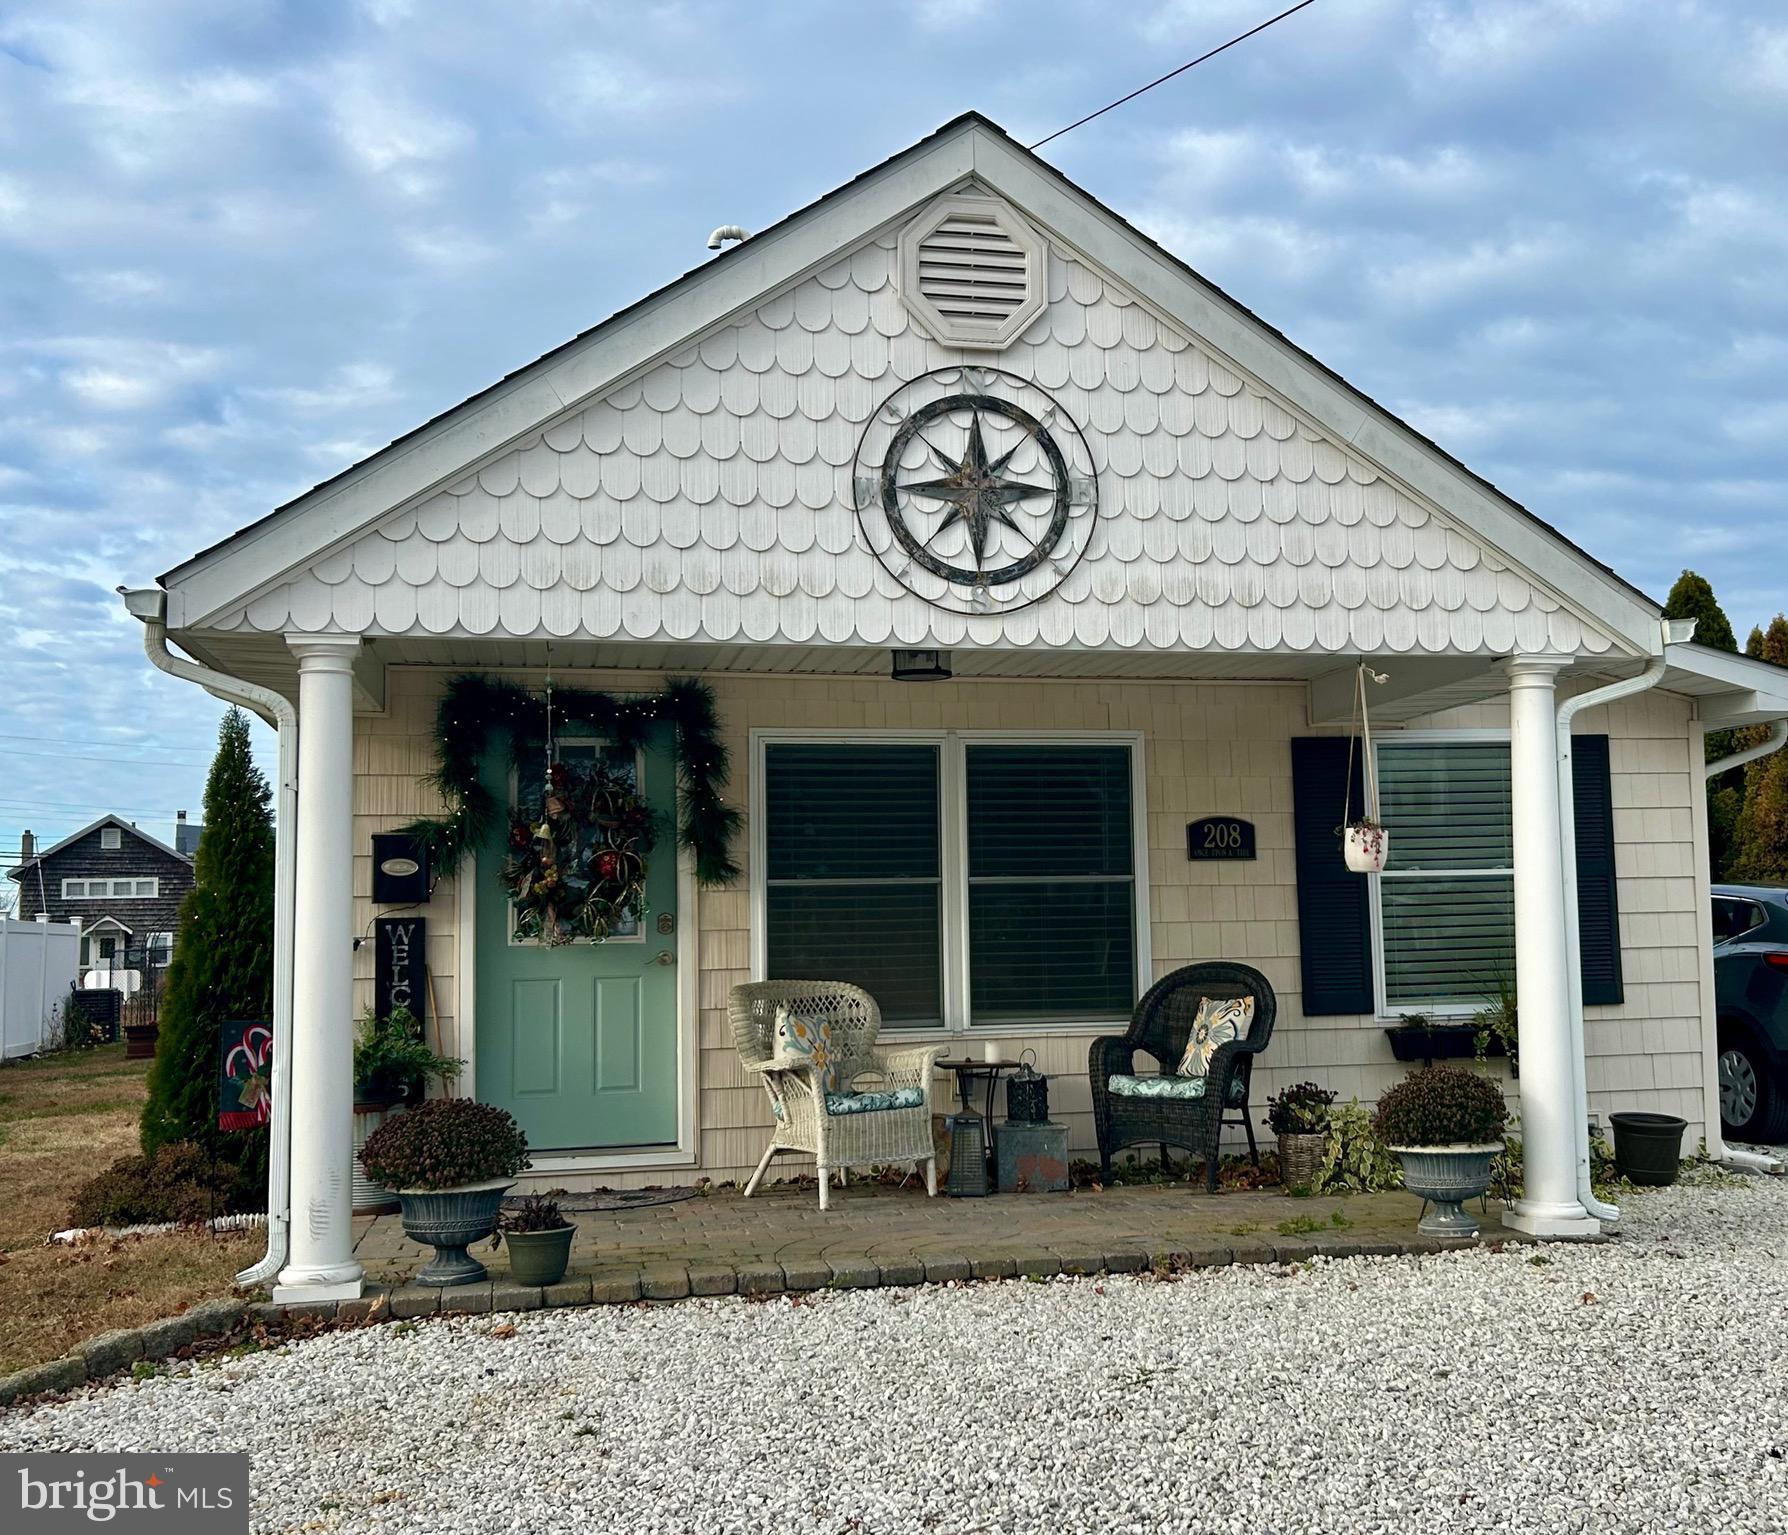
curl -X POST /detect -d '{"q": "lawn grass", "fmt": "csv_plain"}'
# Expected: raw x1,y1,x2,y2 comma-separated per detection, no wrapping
0,1044,257,1375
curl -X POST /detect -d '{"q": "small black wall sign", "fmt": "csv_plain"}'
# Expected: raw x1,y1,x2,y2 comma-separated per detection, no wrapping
1187,816,1256,861
371,833,430,905
375,916,427,1027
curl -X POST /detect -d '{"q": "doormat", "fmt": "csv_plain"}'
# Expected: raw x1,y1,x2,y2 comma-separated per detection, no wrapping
503,1188,698,1213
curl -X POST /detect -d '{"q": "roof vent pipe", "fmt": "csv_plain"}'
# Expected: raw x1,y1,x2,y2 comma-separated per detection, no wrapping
706,225,750,250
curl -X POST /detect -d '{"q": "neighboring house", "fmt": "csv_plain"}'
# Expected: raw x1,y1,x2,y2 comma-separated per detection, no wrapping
9,814,198,974
127,113,1788,1305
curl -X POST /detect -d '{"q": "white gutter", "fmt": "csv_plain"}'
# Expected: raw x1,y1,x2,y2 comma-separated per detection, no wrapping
1555,619,1691,1223
1704,719,1788,782
120,587,297,1286
1699,717,1788,1176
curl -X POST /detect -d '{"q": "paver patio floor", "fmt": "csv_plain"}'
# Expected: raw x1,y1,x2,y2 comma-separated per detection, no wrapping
350,1178,1526,1296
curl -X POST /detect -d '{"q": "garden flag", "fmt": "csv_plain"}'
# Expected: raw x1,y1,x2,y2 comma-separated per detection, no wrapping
218,1019,273,1130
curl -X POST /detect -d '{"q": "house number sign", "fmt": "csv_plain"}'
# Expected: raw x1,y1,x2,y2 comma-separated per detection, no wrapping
1187,817,1256,861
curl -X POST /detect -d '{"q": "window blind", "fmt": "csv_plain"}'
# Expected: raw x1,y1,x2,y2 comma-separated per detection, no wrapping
1377,741,1514,1009
763,743,943,1026
965,743,1135,1023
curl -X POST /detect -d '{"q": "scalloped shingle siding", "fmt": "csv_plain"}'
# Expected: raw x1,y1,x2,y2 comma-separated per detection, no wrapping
220,235,1613,658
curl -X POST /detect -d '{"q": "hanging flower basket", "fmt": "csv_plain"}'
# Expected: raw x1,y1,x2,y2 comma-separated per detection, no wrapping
1339,664,1389,874
1343,820,1389,873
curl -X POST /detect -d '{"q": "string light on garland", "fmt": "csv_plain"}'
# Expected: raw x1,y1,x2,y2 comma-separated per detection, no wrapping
399,673,742,890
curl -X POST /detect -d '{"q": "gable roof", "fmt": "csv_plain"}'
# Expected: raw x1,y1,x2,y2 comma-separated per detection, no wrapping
157,112,1663,654
8,815,191,880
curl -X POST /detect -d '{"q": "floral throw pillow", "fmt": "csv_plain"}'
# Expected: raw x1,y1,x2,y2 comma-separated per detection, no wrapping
1176,996,1255,1078
772,1006,843,1093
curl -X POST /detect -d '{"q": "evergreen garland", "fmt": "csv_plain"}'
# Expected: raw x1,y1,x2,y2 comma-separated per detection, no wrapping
400,674,741,886
141,707,275,1205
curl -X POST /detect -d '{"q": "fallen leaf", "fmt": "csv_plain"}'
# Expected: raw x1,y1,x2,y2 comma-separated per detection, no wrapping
1581,1291,1598,1304
491,1322,517,1339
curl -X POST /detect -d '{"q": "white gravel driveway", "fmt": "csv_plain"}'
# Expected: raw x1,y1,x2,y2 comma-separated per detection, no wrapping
6,1176,1786,1535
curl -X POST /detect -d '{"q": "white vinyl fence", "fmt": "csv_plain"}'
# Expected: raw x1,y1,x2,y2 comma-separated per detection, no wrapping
0,917,81,1059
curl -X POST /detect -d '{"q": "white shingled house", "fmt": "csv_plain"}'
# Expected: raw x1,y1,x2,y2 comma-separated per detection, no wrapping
123,114,1788,1303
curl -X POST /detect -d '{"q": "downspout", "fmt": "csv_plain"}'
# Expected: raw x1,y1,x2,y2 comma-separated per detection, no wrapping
1701,719,1788,1176
1555,619,1689,1224
120,587,297,1286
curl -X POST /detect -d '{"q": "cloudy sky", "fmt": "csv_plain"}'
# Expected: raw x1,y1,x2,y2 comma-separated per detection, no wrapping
2,0,1785,883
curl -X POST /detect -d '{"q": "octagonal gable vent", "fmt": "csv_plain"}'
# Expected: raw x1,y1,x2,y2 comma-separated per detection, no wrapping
898,193,1047,350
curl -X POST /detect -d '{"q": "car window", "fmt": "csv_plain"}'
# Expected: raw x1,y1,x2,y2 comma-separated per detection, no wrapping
1712,897,1767,943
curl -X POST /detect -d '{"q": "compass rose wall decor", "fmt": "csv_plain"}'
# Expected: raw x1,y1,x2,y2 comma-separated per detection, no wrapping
852,366,1098,615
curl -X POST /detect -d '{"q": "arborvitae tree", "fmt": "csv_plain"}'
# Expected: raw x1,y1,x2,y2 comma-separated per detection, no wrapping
1728,615,1788,884
1664,571,1741,875
141,708,275,1202
1664,569,1738,653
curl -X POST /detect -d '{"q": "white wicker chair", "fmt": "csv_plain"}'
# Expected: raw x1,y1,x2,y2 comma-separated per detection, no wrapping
729,980,943,1210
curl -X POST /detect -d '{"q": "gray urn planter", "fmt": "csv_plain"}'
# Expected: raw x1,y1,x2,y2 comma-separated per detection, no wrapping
396,1179,514,1285
1389,1143,1503,1237
503,1224,575,1287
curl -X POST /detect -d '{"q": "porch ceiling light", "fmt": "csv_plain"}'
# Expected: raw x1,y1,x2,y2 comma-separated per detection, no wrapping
890,648,951,682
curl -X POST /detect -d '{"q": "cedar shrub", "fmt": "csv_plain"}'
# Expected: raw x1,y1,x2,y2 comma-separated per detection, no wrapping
140,707,275,1211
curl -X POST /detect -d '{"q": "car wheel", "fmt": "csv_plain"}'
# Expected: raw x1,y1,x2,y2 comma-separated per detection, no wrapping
1718,1029,1788,1143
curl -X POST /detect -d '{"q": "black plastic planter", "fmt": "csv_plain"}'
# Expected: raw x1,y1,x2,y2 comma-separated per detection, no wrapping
1609,1111,1686,1186
1385,1024,1504,1066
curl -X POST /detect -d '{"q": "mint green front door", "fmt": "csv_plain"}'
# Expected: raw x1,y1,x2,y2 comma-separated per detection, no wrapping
475,731,679,1152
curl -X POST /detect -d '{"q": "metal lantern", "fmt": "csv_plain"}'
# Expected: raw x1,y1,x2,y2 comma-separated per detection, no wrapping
945,1114,989,1197
1006,1052,1049,1124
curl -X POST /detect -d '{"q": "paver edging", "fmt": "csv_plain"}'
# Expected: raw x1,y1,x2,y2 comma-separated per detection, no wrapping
1,1228,1577,1408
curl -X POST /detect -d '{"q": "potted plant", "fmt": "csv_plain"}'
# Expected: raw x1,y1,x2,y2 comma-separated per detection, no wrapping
1471,974,1519,1076
493,1194,576,1286
359,1098,530,1285
1265,1081,1336,1191
1373,1066,1509,1237
1342,816,1389,874
352,1005,461,1215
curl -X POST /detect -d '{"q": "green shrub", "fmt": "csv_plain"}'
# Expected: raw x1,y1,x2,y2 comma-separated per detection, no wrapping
497,1194,570,1237
1374,1066,1509,1148
68,1142,240,1228
359,1098,530,1191
1313,1100,1403,1193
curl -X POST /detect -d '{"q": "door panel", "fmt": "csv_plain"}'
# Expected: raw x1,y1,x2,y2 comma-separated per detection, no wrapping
475,729,679,1152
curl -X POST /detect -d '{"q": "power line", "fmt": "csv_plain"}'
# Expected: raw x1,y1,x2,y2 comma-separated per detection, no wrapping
1029,0,1320,151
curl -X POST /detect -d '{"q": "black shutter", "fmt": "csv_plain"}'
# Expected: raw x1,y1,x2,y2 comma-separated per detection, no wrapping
1290,738,1375,1015
1572,733,1625,1006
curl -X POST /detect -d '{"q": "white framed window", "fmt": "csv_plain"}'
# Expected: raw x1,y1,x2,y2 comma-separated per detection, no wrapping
1370,733,1514,1017
751,730,1149,1032
100,827,122,850
61,877,158,900
147,931,174,967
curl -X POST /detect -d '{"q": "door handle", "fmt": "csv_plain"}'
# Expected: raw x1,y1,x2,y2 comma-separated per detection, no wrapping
652,949,676,967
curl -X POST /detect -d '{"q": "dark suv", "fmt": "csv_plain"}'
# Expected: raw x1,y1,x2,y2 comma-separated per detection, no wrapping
1713,884,1788,1142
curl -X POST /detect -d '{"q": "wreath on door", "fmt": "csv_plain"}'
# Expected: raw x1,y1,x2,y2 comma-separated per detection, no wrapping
500,759,657,945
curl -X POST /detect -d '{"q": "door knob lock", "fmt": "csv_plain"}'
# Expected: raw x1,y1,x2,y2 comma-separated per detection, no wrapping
652,949,676,967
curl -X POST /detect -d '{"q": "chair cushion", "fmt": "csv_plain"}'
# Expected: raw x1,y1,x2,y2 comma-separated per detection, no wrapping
772,1005,843,1092
772,1085,924,1120
1175,996,1255,1078
1108,1072,1247,1107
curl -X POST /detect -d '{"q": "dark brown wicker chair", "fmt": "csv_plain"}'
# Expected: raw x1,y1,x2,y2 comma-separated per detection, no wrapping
1089,962,1277,1192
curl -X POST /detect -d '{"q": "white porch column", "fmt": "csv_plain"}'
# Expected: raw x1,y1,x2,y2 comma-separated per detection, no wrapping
1503,656,1601,1238
275,636,364,1302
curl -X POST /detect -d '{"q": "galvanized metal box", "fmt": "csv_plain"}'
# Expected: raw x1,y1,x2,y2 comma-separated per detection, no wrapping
993,1120,1070,1194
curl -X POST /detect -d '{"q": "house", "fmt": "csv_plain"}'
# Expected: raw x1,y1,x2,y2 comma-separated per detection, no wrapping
123,113,1788,1304
10,814,198,976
